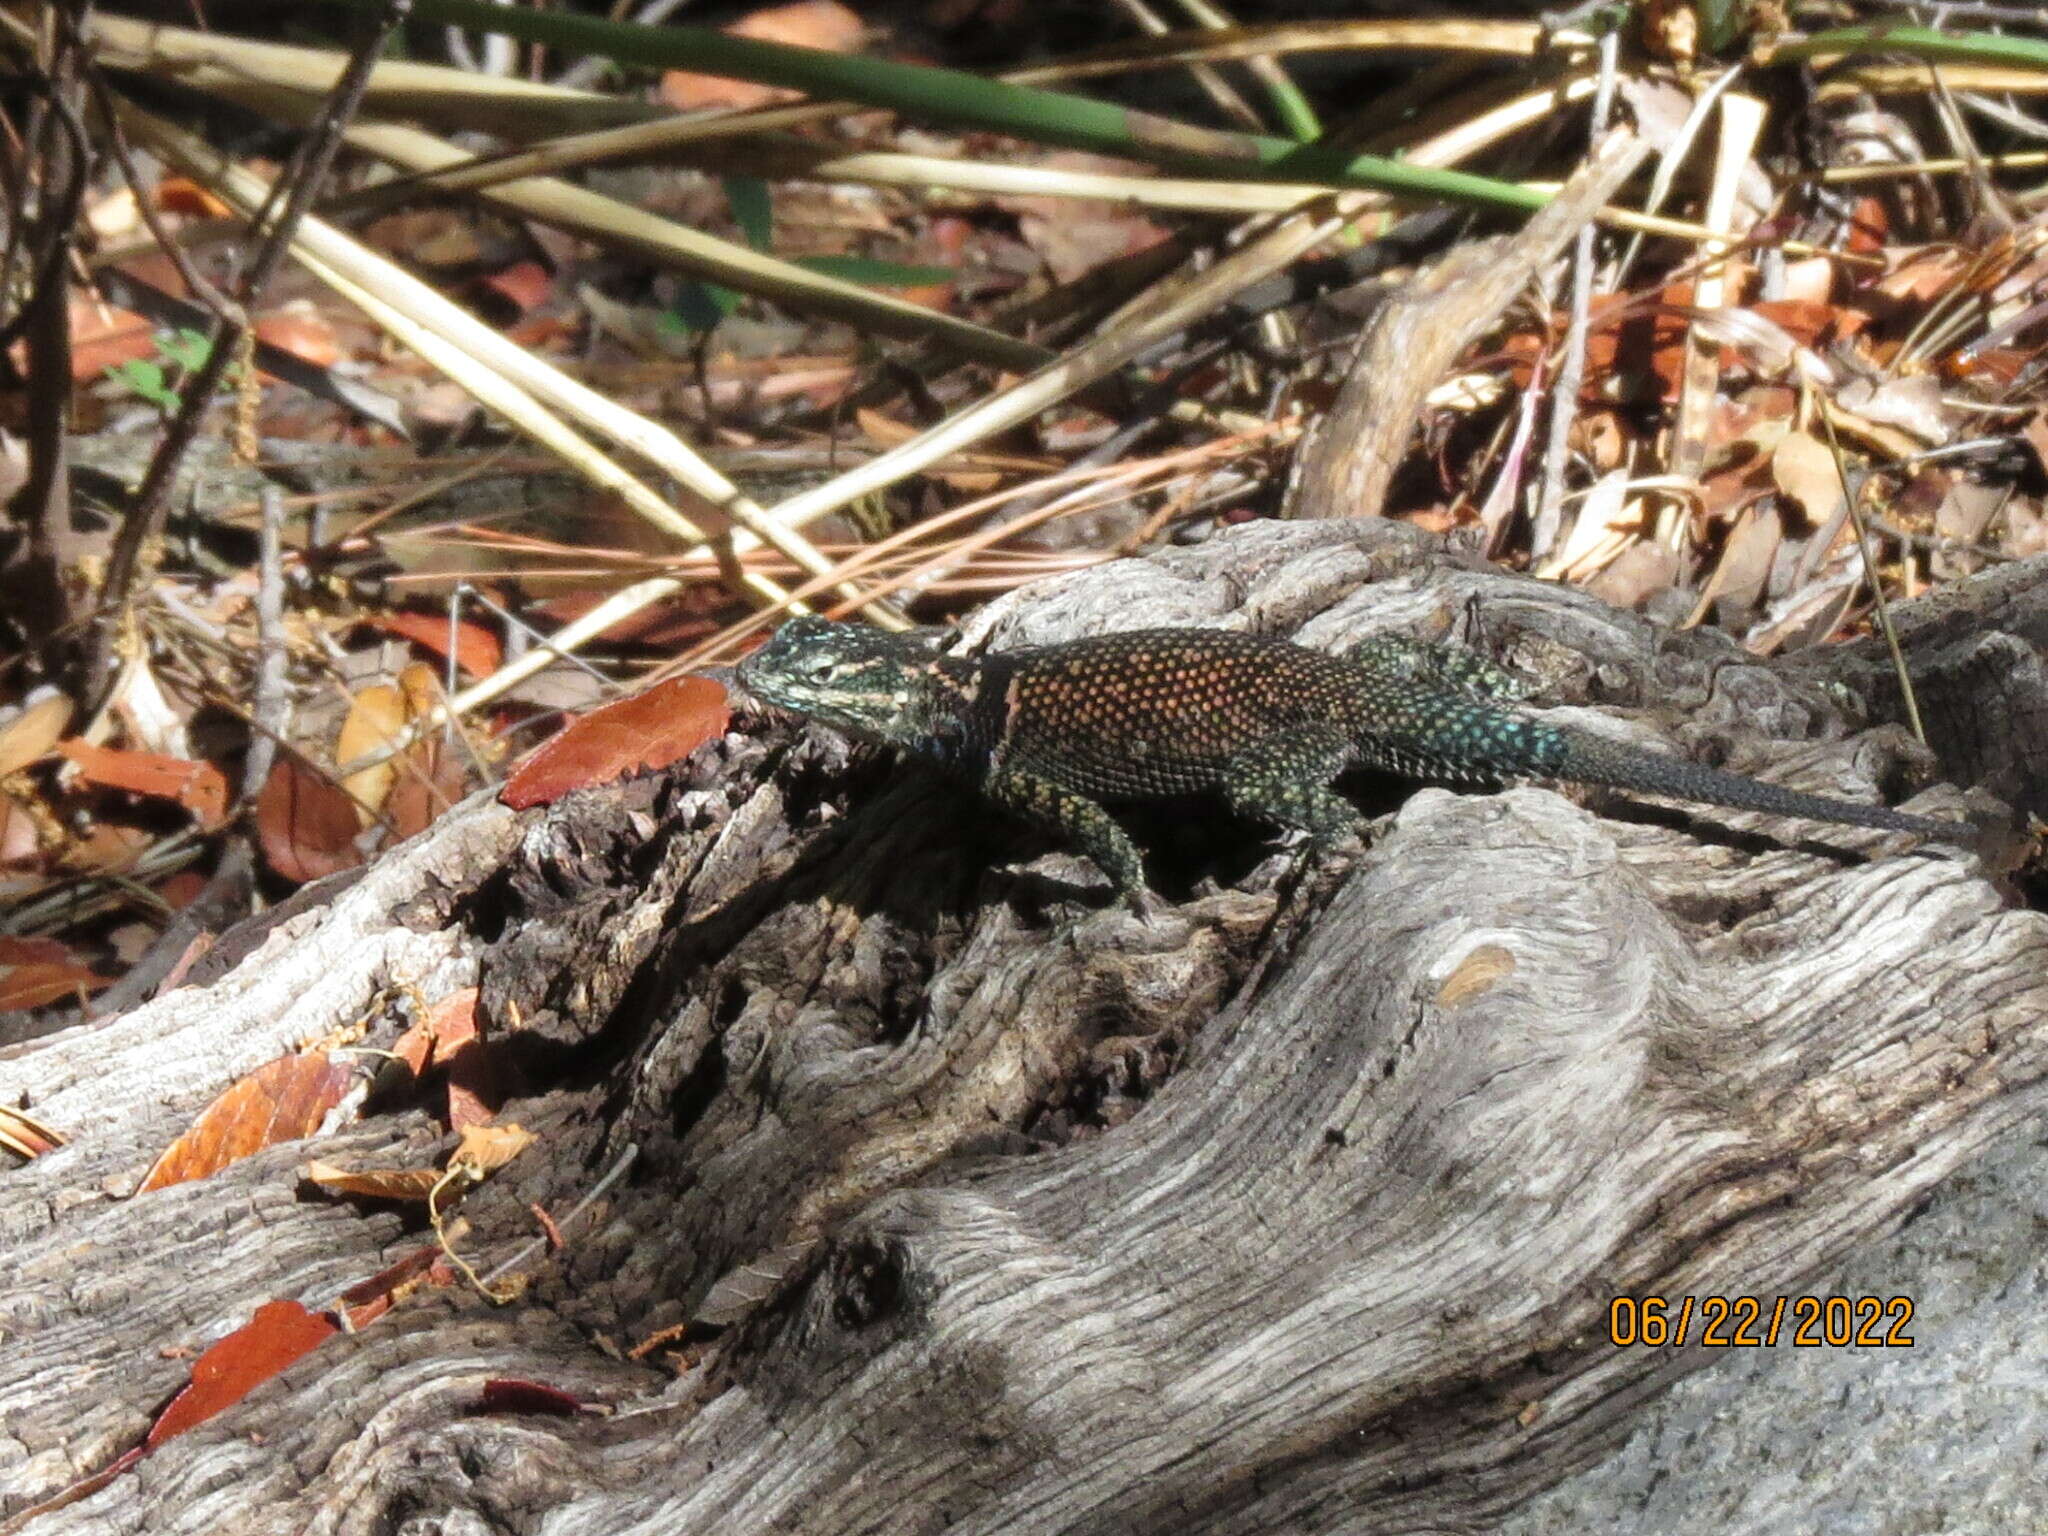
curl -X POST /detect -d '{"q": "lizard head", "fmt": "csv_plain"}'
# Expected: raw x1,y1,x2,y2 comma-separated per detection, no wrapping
736,617,948,744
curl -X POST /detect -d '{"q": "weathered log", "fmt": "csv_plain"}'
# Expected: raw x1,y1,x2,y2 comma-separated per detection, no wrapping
3,519,2044,1535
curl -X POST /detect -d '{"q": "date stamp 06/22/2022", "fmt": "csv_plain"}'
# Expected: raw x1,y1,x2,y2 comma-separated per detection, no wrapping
1608,1295,1916,1349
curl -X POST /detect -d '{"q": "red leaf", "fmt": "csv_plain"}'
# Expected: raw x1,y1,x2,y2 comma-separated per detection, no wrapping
500,676,729,810
478,260,553,315
146,1300,338,1448
0,935,75,965
138,1051,356,1193
155,176,232,218
336,1244,447,1329
63,295,154,379
252,300,341,369
444,1040,502,1130
360,610,503,680
0,959,110,1011
57,738,230,829
387,984,477,1072
660,0,863,110
256,756,365,884
479,1378,590,1416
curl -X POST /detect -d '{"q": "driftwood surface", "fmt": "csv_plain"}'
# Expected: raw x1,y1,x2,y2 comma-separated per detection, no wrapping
3,519,2046,1535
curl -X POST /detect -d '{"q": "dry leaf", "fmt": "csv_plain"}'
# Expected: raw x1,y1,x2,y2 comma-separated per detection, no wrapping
389,986,481,1077
139,1051,356,1192
335,1244,447,1329
388,987,498,1128
1704,502,1784,617
58,292,153,379
0,957,110,1011
362,610,503,681
256,755,364,884
303,1160,444,1203
696,1242,815,1326
57,738,229,829
450,1122,533,1178
1770,430,1846,524
1540,469,1641,582
384,734,470,842
336,683,411,825
660,0,863,110
0,693,73,777
253,300,340,369
501,675,729,810
146,1299,337,1449
1833,373,1953,447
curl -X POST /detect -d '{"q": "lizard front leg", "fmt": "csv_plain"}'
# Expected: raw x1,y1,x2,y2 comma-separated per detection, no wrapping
983,762,1149,898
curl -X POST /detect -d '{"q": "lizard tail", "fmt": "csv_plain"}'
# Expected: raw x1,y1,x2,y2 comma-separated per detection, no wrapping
1545,726,1966,841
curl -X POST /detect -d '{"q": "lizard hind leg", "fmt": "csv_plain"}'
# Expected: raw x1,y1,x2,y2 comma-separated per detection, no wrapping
1222,725,1361,852
1343,634,1535,703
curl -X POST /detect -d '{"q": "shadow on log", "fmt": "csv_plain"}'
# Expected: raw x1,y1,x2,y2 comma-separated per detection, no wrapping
3,520,2045,1534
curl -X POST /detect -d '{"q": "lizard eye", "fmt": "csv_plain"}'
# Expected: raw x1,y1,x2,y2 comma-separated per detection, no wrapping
806,657,838,681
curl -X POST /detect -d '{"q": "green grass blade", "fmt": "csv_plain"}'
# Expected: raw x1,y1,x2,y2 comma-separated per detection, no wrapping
1775,23,2048,72
313,0,1544,211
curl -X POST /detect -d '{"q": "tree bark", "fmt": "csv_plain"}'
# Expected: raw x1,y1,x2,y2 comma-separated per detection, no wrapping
4,520,2044,1535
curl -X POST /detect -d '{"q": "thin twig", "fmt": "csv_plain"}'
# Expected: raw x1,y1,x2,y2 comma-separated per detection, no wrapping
4,6,94,655
480,1143,641,1287
1531,27,1617,560
82,64,234,317
1815,390,1926,744
0,82,90,358
241,487,290,806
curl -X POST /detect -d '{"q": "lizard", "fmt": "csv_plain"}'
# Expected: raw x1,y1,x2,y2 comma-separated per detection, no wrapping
735,617,1972,898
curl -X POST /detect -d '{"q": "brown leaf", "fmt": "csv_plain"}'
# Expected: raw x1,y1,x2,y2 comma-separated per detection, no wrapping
138,1051,356,1192
443,1032,502,1132
385,733,471,842
145,1299,338,1448
0,795,37,865
855,407,917,447
256,755,364,885
1000,157,1173,284
696,1241,815,1326
436,997,485,1068
155,176,233,218
387,987,498,1127
500,675,729,810
60,293,153,379
0,935,82,966
1704,502,1784,616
